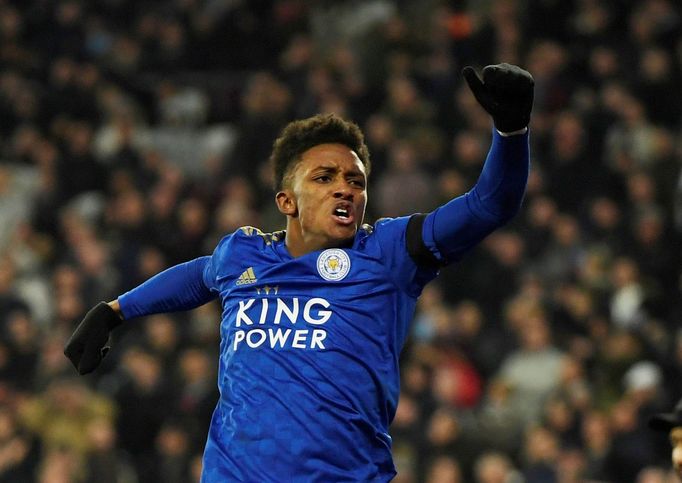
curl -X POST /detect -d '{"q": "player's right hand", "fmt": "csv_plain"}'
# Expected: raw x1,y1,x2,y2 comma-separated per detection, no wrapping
64,302,123,375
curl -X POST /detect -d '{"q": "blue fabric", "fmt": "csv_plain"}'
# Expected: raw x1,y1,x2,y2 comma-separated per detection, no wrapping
196,222,437,482
118,257,214,319
423,129,529,264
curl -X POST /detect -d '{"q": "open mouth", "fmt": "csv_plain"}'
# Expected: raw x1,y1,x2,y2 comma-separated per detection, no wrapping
331,204,354,226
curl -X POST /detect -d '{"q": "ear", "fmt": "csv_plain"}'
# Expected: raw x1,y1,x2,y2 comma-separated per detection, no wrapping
276,190,297,216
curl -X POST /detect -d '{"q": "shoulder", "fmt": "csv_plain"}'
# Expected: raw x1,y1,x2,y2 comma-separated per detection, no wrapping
353,217,413,259
355,215,438,295
235,226,286,246
356,216,410,245
358,216,410,236
207,226,285,282
213,226,285,258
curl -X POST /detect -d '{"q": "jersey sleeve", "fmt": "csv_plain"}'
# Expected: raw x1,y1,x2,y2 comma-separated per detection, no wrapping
418,129,529,265
118,257,215,319
118,233,237,319
371,216,439,298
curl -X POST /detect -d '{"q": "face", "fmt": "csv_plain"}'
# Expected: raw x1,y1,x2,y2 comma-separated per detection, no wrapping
671,426,682,478
278,143,367,253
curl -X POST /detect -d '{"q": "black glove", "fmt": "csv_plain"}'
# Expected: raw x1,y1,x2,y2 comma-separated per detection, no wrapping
462,63,534,133
64,302,123,375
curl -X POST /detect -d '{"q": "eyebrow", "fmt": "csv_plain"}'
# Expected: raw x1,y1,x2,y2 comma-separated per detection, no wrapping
314,165,337,173
313,165,366,178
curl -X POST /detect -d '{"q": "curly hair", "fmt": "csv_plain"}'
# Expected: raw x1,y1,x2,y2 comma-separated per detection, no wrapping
270,113,371,191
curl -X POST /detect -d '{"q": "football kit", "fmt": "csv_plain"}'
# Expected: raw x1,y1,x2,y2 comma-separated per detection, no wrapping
118,130,529,482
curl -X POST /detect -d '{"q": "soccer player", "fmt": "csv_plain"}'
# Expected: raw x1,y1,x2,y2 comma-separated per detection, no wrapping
649,398,682,480
65,63,533,482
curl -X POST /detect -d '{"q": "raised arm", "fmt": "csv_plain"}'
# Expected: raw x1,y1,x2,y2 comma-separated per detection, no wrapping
64,257,216,374
407,64,534,266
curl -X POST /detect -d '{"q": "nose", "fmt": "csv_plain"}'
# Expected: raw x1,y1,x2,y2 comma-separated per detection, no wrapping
333,181,354,200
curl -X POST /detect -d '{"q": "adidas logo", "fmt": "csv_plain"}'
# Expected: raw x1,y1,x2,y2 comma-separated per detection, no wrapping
236,267,257,285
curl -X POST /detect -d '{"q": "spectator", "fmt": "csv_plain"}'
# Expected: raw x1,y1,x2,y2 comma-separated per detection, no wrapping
521,425,560,482
0,405,38,481
605,397,659,481
473,451,523,483
581,410,613,481
105,347,173,477
83,417,137,483
496,313,567,425
17,377,115,457
424,455,462,483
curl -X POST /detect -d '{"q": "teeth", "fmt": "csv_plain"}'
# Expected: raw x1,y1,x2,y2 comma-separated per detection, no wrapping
334,208,349,217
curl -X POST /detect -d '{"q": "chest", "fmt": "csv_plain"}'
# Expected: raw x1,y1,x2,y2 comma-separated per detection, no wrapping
215,249,398,352
219,248,391,303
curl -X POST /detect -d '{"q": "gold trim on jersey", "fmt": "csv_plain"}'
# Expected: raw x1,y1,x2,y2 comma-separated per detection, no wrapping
255,285,279,295
239,226,286,246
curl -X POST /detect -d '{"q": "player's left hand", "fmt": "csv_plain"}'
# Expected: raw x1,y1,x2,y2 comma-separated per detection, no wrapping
462,63,534,133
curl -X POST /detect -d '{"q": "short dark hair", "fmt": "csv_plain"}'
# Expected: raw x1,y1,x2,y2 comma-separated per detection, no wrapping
270,113,371,191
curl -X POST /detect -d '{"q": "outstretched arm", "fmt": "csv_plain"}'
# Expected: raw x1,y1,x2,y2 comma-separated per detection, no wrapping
65,257,216,374
117,257,215,319
408,64,533,266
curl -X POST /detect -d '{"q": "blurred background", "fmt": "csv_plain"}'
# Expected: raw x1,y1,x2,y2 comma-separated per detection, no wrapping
0,0,681,482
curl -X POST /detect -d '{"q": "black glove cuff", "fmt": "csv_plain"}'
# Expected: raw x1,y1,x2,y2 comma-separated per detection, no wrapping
92,302,124,331
494,116,530,134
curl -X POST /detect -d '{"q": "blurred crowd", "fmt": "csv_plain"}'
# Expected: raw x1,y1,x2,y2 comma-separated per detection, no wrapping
0,0,681,482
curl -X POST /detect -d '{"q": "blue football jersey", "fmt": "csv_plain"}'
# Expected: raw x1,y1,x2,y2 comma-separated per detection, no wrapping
200,216,437,482
114,129,528,482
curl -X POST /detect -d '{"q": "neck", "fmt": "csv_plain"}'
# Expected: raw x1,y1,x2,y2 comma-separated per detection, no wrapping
284,224,310,258
284,219,353,257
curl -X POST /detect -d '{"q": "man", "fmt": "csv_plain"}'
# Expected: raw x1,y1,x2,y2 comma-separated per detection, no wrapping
649,398,682,479
65,63,533,482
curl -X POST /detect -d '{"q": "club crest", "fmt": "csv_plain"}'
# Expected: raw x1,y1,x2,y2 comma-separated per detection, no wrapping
316,249,351,281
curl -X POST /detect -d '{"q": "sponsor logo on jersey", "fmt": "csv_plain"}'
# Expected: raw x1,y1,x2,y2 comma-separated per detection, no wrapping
236,267,257,285
316,249,351,281
232,296,332,351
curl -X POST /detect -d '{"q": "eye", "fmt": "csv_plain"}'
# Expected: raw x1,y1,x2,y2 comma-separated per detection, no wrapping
349,179,365,188
315,175,331,183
